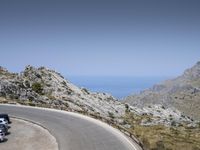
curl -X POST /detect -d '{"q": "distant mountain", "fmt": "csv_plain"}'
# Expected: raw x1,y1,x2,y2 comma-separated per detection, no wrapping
124,61,200,120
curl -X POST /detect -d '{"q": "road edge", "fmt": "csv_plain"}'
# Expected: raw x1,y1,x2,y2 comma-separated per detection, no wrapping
1,104,142,150
10,115,59,150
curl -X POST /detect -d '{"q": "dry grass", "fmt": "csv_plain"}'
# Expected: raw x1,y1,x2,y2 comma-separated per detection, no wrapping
123,112,200,150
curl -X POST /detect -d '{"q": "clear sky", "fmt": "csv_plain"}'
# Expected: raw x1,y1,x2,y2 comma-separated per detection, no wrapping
0,0,200,77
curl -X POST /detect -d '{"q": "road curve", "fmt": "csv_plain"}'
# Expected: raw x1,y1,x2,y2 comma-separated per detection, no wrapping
0,104,142,150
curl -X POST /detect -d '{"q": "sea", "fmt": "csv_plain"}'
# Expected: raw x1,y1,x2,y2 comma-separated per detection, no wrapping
67,76,171,100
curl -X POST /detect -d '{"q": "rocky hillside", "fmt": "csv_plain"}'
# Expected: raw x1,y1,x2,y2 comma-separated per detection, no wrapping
0,65,193,125
0,65,127,118
124,61,200,120
1,65,200,150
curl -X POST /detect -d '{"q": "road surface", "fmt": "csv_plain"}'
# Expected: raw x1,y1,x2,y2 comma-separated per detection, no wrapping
0,104,142,150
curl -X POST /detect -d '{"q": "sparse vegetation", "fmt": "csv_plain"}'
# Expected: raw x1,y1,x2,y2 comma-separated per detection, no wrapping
125,104,130,113
108,111,115,119
123,112,200,150
31,82,43,95
47,94,56,100
81,88,90,94
24,80,30,88
62,81,67,86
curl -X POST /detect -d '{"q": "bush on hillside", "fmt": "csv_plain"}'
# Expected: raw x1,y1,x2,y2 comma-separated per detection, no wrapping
32,82,43,95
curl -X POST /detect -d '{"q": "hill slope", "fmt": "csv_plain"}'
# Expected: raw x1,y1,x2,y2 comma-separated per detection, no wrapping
0,65,193,125
124,61,200,120
1,65,200,150
0,65,127,118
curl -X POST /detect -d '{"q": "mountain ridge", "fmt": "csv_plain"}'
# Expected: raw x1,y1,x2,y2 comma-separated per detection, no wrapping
1,65,200,150
124,61,200,120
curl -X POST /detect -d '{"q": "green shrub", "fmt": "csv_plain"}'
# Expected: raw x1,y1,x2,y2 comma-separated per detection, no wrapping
108,111,115,119
28,103,36,106
32,82,43,94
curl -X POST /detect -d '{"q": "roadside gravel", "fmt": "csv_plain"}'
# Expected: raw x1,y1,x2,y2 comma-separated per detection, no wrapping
0,118,58,150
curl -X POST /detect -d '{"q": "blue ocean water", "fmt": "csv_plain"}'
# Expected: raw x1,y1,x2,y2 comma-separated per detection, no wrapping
67,76,170,99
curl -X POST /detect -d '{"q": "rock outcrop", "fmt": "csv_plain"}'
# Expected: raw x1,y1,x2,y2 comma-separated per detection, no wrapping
0,65,127,118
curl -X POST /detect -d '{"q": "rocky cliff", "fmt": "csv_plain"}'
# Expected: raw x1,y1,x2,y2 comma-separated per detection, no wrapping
124,61,200,120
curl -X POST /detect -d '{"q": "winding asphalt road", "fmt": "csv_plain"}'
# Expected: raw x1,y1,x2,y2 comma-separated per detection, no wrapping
0,104,142,150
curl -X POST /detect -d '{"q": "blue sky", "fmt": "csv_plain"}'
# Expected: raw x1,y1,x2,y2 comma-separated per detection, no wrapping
0,0,200,77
